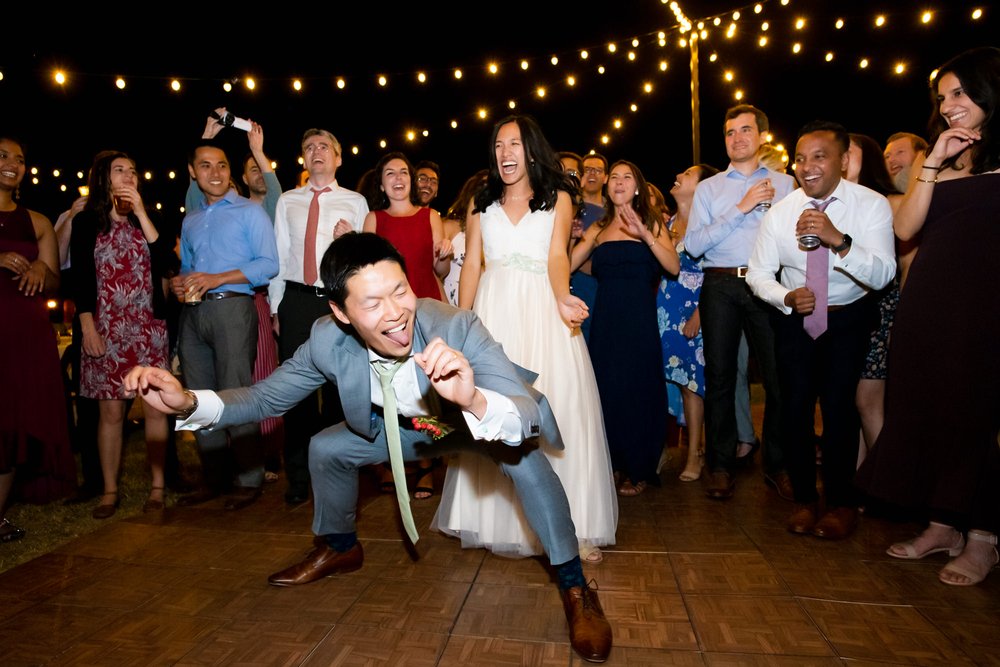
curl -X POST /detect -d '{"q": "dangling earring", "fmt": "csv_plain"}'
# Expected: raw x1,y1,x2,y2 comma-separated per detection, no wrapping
634,190,639,196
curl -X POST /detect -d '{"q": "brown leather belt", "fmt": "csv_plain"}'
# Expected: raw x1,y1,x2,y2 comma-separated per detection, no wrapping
703,266,748,278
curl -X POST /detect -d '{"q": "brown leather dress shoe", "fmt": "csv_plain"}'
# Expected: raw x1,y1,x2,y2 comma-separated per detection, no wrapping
561,583,612,663
705,471,735,500
812,507,858,540
268,542,364,586
786,503,818,534
224,486,262,511
764,472,795,502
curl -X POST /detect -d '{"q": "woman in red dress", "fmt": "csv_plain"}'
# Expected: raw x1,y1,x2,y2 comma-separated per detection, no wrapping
70,151,174,518
1,135,76,542
363,151,453,498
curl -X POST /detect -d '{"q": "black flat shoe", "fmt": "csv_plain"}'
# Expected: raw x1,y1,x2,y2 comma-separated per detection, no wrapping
92,492,120,520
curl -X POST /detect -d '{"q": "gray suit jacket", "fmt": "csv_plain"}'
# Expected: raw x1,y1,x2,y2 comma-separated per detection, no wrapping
216,298,563,449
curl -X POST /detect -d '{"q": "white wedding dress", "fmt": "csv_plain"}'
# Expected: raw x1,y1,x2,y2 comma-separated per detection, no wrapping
431,201,618,557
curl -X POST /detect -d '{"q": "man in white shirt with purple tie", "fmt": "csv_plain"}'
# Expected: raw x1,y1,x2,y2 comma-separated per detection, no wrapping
747,120,895,540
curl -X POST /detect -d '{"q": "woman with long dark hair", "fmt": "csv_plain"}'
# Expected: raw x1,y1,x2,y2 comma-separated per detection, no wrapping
71,151,175,518
857,46,1000,586
433,115,617,562
570,160,680,495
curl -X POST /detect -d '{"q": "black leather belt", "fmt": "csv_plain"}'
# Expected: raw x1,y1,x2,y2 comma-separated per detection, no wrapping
203,291,251,301
286,280,330,298
704,266,749,278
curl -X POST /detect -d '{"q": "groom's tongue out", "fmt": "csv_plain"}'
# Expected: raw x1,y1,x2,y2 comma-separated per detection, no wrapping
383,320,411,350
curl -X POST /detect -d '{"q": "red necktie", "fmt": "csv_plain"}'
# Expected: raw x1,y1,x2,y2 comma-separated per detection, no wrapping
303,187,331,285
803,197,836,339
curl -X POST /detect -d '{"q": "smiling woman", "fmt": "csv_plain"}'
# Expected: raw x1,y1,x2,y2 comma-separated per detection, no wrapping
0,135,77,543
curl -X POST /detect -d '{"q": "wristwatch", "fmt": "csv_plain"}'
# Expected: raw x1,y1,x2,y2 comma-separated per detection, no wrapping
831,234,852,253
177,389,199,420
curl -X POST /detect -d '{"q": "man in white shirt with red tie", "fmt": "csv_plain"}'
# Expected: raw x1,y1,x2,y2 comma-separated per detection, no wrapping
270,129,369,505
747,120,895,540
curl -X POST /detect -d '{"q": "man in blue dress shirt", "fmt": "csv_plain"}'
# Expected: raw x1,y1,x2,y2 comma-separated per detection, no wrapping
170,141,279,510
684,105,796,501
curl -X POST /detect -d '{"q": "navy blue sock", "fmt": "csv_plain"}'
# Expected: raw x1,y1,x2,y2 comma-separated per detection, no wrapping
324,532,358,552
555,555,586,590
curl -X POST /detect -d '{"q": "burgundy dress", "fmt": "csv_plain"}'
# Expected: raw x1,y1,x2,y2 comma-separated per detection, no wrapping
856,173,1000,530
79,218,169,399
374,207,442,300
0,206,76,503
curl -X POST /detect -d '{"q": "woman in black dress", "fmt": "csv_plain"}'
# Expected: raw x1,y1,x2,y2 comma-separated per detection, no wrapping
856,47,1000,587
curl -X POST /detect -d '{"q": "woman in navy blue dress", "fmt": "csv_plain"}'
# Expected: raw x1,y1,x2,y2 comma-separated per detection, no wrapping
571,161,679,495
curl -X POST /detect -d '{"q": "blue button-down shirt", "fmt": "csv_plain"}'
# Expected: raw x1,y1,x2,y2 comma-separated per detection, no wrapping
180,190,279,295
684,163,796,267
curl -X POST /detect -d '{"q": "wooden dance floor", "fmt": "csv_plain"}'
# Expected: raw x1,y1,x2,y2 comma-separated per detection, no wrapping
1,447,998,666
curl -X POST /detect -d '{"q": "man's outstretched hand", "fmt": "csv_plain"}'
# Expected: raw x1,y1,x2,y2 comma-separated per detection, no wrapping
123,366,191,415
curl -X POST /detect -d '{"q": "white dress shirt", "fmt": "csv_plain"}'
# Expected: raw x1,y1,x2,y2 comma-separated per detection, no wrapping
269,180,369,312
746,179,896,314
178,352,524,445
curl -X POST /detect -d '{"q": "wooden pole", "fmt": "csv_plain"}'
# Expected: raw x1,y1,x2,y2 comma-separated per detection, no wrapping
690,32,701,164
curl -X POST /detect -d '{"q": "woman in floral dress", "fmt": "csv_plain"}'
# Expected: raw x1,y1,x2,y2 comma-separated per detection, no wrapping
71,151,175,518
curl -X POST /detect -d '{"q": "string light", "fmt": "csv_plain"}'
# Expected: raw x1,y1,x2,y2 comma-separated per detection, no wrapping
724,70,734,82
223,81,232,92
16,1,999,192
52,169,60,178
614,119,622,129
377,75,387,87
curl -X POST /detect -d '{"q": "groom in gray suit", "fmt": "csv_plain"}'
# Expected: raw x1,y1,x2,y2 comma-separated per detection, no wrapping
125,232,613,663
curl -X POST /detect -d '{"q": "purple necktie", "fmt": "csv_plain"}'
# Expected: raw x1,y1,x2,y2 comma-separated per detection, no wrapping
803,197,836,339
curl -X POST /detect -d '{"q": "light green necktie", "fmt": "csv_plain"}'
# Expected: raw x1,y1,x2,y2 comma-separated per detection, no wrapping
373,359,419,544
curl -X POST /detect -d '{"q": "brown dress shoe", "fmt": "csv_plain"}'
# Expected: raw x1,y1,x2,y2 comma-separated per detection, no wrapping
812,507,858,540
224,486,262,511
705,471,735,500
561,583,612,663
786,503,818,534
268,542,364,586
764,472,795,502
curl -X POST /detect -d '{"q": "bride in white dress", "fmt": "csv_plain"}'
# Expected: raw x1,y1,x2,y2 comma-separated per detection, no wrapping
431,115,618,561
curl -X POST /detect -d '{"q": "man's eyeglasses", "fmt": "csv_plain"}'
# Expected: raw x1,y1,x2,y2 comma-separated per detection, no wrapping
417,175,439,185
566,170,580,178
583,166,605,175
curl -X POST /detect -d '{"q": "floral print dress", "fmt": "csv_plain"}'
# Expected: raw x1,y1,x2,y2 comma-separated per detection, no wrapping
79,218,169,400
656,218,705,396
